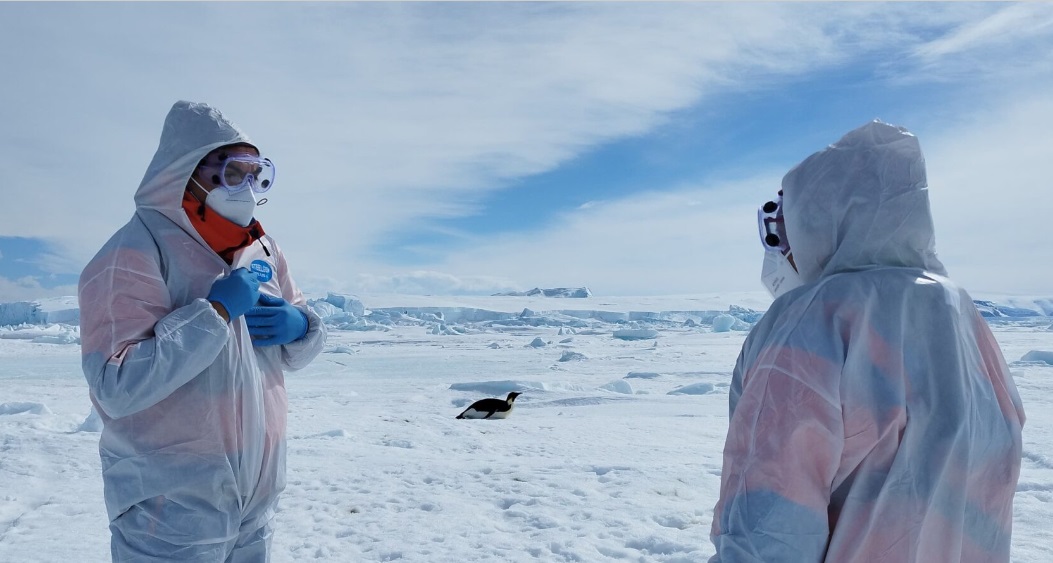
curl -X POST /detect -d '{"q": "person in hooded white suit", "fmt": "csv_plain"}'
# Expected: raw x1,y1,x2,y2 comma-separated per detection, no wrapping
79,101,327,562
709,121,1025,562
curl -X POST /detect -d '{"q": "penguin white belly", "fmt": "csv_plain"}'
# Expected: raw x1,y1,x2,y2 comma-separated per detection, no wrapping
459,407,509,419
467,408,511,420
457,399,514,419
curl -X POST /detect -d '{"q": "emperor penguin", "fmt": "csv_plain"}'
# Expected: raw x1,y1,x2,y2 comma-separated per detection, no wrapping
456,392,522,420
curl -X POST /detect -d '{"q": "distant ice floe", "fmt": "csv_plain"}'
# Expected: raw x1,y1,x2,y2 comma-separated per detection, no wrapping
307,292,388,332
711,314,736,332
711,313,752,333
625,371,661,379
431,324,467,336
0,401,52,415
77,407,104,432
1020,350,1053,365
612,328,659,340
324,345,356,355
449,380,589,397
0,296,80,326
558,351,588,362
973,299,1052,318
528,396,631,408
449,380,544,395
492,287,592,298
0,323,81,344
668,383,717,395
600,380,634,394
2,293,1050,347
329,301,766,334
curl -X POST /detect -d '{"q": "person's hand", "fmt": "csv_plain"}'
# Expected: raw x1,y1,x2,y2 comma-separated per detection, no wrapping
207,268,260,321
245,293,309,346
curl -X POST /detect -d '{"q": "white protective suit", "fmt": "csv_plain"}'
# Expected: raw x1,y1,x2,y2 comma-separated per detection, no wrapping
79,101,327,561
710,121,1025,562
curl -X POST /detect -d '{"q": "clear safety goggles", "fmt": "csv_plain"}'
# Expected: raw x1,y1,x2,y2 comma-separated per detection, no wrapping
199,154,276,194
757,193,791,255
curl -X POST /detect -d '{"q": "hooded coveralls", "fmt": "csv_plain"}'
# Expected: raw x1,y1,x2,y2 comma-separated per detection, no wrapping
709,121,1025,562
79,101,327,561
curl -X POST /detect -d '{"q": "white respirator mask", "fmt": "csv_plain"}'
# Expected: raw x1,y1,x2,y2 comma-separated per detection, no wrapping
192,176,258,227
207,179,258,226
760,250,803,299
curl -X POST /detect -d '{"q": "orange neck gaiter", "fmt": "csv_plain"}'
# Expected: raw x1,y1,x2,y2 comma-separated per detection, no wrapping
182,190,266,264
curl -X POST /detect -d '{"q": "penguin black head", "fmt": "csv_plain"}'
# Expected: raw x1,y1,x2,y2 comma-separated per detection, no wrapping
506,392,522,403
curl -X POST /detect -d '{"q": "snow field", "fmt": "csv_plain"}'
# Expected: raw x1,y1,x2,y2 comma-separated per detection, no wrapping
0,314,1051,561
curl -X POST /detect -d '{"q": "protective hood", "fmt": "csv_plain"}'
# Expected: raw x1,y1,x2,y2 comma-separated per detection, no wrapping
134,101,257,232
79,103,327,555
710,121,1023,563
780,120,947,284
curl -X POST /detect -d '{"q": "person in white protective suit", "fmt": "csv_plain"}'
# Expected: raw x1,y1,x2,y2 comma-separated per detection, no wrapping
709,120,1025,562
79,101,327,562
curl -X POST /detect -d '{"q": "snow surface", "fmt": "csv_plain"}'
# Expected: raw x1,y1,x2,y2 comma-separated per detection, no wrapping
0,292,1051,562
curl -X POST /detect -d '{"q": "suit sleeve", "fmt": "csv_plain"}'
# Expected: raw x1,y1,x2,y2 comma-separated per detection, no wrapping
709,341,844,562
79,242,229,419
270,239,326,370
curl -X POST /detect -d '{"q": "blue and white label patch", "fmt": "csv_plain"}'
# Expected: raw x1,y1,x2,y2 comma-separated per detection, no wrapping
249,260,274,283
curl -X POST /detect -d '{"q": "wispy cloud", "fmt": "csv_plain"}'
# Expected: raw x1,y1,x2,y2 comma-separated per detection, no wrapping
393,87,1053,297
353,175,784,296
1,3,1050,300
348,81,1053,298
889,3,1053,84
912,4,1053,61
924,90,1053,295
0,275,78,302
351,271,520,297
241,3,1003,286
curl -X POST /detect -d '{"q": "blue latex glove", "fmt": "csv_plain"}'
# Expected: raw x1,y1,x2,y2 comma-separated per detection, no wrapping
245,293,309,346
207,268,260,320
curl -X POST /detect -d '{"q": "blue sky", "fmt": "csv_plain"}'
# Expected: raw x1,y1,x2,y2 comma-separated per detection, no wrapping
383,63,956,264
2,2,1052,300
